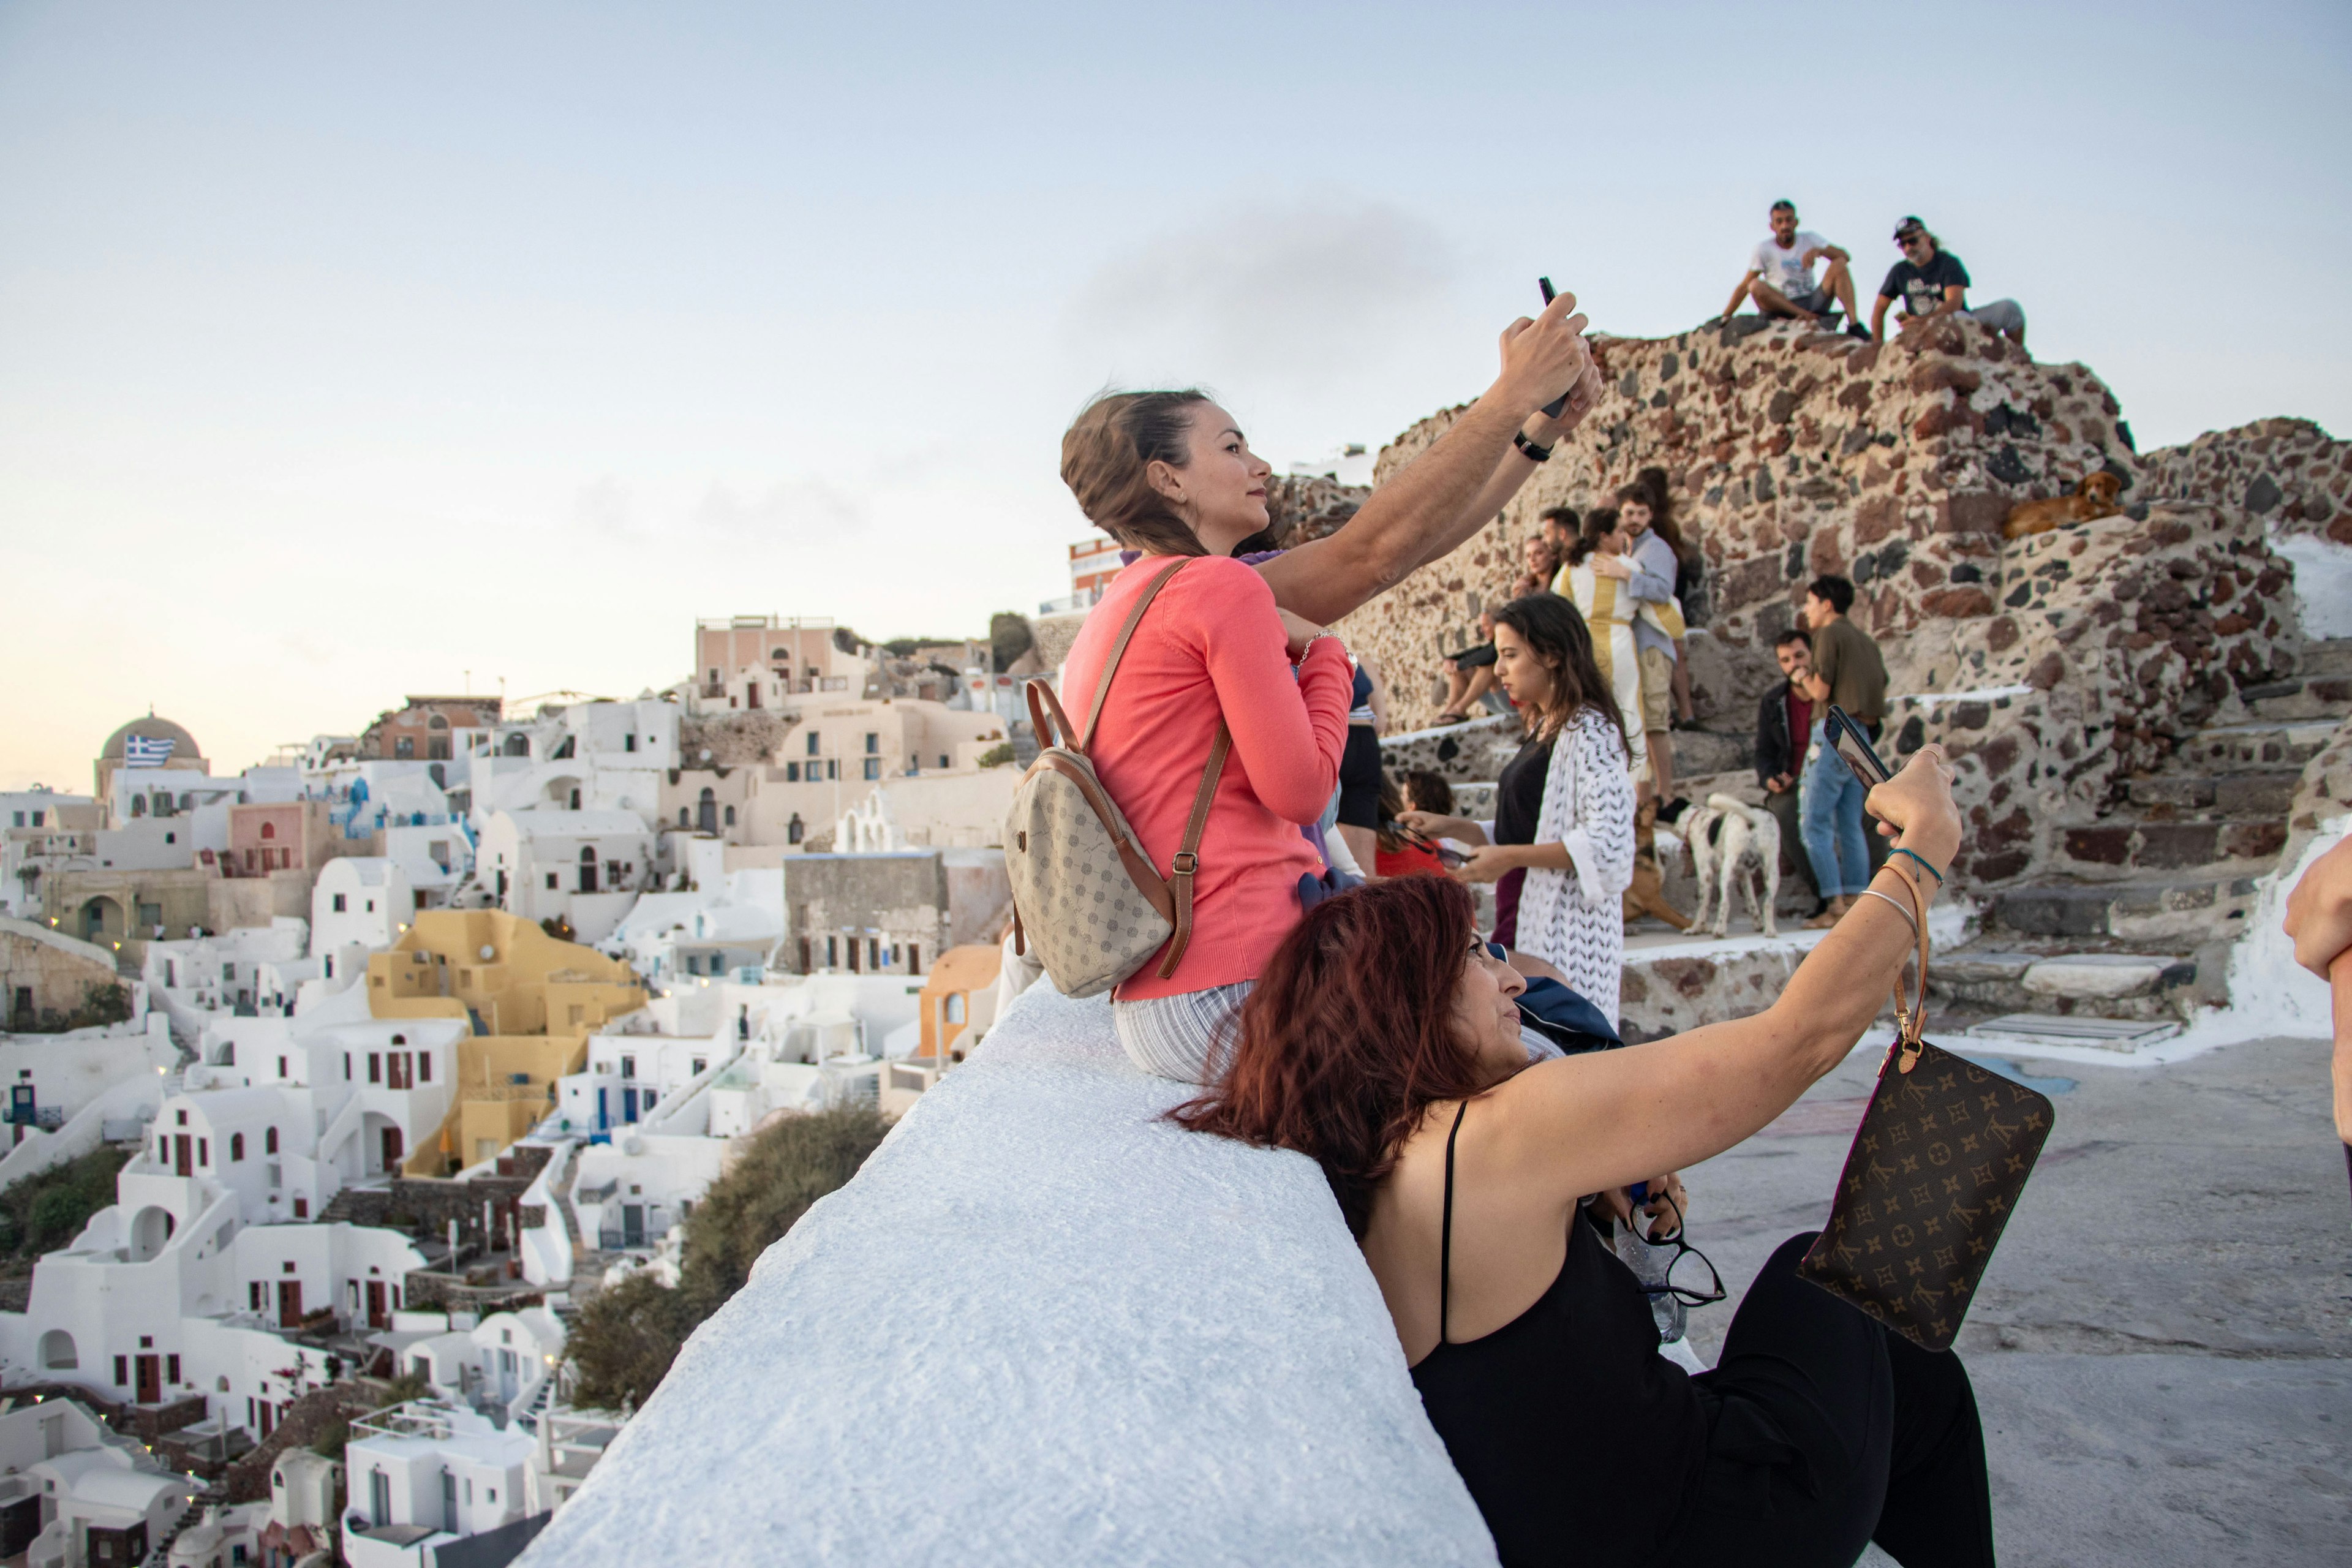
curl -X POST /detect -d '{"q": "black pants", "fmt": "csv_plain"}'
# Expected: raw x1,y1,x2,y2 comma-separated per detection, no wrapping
1335,725,1384,829
1761,786,1817,903
1667,1233,1995,1568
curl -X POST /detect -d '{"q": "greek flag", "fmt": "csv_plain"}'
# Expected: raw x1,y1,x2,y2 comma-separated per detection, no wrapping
123,735,177,768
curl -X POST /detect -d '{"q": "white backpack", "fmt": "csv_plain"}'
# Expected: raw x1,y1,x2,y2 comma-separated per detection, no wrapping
1004,559,1230,998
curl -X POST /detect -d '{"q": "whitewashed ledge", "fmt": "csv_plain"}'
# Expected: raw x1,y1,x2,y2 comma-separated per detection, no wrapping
515,982,1498,1567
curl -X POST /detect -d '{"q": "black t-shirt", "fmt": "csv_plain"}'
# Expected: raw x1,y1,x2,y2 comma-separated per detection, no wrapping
1494,732,1551,848
1879,250,1970,317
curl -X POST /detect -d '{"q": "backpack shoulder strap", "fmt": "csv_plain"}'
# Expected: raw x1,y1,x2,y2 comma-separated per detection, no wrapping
1079,557,1191,754
1153,719,1231,979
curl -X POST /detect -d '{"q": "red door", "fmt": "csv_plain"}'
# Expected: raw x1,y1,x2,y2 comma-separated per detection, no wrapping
134,1354,160,1405
277,1280,303,1328
366,1280,388,1329
173,1135,192,1177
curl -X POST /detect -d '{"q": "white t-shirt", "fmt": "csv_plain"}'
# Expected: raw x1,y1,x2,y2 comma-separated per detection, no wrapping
1749,232,1831,301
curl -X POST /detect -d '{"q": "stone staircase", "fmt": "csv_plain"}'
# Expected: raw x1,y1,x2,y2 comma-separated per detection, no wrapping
1931,638,2352,1036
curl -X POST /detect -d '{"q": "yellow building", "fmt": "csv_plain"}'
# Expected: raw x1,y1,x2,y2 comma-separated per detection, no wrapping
367,909,645,1174
916,943,1003,1063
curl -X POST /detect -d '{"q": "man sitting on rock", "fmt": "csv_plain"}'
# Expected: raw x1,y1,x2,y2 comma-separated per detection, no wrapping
1795,575,1890,927
1721,200,1868,339
1755,628,1825,918
1870,215,2027,349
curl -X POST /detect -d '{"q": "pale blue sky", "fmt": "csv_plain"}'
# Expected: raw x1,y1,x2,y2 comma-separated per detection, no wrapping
4,0,2346,786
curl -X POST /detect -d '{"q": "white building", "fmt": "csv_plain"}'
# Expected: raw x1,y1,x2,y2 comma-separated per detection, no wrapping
311,859,415,959
141,919,311,1035
477,811,654,946
1,1396,200,1568
464,701,679,831
1,791,100,920
526,1406,624,1518
380,1306,565,1428
257,1447,339,1565
341,1401,535,1568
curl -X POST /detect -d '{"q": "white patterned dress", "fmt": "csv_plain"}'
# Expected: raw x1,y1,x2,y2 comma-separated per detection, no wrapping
1513,707,1639,1026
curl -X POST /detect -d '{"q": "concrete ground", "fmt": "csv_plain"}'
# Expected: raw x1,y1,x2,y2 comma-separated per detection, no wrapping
1683,1035,2350,1567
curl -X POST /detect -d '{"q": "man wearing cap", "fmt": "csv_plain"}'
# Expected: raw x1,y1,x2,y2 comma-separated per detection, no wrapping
1870,216,2027,348
1723,200,1868,340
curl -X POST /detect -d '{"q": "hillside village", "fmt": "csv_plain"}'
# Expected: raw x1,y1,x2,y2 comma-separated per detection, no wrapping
2,314,2350,1567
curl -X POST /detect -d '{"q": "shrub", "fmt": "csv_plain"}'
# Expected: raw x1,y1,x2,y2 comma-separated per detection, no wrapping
562,1106,891,1410
989,612,1033,673
5,1147,129,1257
976,742,1015,769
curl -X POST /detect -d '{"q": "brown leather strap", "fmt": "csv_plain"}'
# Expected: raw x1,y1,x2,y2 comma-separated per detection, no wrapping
1025,679,1079,752
1155,721,1231,979
1882,864,1931,1072
1080,557,1191,753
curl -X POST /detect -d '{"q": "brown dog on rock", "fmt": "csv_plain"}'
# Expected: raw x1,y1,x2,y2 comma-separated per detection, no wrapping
2003,471,2123,540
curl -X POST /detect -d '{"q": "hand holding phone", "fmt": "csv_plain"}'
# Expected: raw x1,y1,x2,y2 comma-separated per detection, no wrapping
1826,706,1892,815
1537,277,1570,418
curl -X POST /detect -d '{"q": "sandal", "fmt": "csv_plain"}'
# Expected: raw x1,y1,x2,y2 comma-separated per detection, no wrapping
1434,712,1472,726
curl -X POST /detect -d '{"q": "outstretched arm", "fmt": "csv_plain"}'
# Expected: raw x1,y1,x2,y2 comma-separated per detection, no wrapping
1488,747,1961,1199
1257,290,1599,626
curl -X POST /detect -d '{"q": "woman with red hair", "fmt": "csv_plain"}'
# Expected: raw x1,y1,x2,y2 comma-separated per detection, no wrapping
1178,744,1994,1568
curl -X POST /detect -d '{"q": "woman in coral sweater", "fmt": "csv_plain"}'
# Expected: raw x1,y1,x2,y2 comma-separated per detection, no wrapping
1058,392,1356,1084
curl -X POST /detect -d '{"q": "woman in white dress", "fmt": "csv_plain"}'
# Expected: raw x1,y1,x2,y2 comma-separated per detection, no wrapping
1397,595,1638,1024
1555,508,1649,791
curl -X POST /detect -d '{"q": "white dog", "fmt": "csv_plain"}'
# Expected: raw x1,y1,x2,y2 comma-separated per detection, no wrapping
1667,793,1782,939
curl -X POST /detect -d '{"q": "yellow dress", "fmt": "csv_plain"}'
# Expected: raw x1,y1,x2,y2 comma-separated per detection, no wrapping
1556,559,1648,782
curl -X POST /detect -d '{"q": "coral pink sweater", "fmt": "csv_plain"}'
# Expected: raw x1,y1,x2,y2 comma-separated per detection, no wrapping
1058,555,1352,1001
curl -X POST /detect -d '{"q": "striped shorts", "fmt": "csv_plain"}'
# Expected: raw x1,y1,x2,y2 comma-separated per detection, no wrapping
1111,981,1254,1086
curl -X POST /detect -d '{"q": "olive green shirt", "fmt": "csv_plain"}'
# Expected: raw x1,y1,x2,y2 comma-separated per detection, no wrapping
1810,616,1888,727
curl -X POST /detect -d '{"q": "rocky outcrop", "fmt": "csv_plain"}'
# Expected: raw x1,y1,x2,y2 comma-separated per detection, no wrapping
1341,314,2327,892
2139,417,2352,542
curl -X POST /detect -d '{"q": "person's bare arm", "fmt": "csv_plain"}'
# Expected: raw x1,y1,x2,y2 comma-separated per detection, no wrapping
2282,833,2352,1142
1806,244,1850,266
1869,293,1893,341
1485,747,1959,1199
1722,271,1760,322
1257,292,1595,625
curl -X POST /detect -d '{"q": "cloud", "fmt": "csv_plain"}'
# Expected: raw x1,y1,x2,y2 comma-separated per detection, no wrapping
688,478,867,538
570,473,868,543
1066,198,1454,392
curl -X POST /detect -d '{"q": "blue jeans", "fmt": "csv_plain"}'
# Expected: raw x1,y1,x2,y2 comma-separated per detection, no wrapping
1800,720,1872,899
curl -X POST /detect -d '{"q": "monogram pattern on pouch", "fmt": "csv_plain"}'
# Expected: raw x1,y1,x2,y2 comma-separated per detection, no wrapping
1797,1041,2055,1352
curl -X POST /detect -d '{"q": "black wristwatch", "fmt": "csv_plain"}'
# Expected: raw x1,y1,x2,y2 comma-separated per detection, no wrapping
1513,429,1553,463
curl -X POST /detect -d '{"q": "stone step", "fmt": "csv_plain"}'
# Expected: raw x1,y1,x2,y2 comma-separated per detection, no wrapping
2122,772,2301,817
2238,676,2352,723
1985,873,2260,944
2051,818,2287,880
2167,720,2338,774
2295,638,2352,679
1930,948,2201,1022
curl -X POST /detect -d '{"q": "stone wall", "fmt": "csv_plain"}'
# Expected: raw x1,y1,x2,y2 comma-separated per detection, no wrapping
2139,418,2352,542
1337,314,2321,891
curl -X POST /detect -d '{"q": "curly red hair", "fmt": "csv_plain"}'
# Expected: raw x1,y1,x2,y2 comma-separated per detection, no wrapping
1173,877,1490,1236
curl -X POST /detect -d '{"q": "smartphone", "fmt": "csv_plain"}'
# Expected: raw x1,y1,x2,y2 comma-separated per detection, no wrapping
1537,277,1570,419
1826,704,1893,790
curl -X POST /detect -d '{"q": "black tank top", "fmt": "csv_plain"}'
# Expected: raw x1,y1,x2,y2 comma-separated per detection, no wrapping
1409,1103,1709,1567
